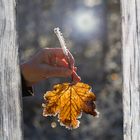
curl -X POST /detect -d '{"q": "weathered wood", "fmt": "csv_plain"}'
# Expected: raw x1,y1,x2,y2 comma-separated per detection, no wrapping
121,0,140,140
0,0,23,140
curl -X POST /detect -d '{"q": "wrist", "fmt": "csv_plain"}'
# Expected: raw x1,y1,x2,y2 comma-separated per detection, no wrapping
21,62,33,87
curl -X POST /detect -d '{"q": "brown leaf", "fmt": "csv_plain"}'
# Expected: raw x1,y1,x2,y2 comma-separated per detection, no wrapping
42,82,98,129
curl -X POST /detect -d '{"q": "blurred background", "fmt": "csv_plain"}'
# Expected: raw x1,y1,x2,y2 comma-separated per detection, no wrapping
17,0,122,140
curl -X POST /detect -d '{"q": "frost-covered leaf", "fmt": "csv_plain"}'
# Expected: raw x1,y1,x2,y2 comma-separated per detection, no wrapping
42,82,98,129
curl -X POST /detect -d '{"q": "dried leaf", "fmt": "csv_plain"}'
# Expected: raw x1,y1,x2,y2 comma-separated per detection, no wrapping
42,82,98,129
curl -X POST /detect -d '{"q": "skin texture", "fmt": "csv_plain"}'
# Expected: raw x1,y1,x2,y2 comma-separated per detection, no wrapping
21,48,81,87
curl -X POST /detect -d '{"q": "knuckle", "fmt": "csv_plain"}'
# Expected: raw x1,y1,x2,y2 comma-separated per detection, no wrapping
43,48,49,55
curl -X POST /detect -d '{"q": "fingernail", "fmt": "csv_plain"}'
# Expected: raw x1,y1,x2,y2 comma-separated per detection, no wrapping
74,67,77,71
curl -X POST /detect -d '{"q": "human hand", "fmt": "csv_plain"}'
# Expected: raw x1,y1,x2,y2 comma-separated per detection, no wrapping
21,48,81,87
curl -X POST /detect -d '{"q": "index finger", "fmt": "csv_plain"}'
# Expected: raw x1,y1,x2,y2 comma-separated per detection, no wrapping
45,48,75,69
44,48,65,59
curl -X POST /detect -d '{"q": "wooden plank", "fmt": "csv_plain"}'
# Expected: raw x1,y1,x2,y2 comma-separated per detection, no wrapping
0,0,23,139
121,0,140,140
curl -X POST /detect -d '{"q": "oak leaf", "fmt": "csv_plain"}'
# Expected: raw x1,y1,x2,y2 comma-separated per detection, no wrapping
42,82,98,129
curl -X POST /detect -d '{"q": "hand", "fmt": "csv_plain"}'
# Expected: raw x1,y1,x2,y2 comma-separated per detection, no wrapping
21,48,81,87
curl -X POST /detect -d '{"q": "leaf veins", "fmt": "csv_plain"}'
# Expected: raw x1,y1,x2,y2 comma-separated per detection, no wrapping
42,82,98,129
